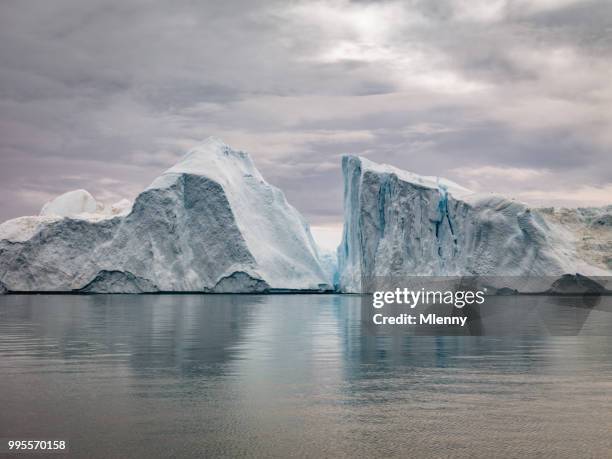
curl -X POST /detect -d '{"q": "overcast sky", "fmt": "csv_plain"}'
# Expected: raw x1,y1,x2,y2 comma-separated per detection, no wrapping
1,0,611,247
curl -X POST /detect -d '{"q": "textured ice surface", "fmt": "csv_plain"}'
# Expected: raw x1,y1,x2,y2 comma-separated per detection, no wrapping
317,248,339,289
0,138,330,293
156,137,329,290
78,270,159,294
40,189,97,217
337,156,612,292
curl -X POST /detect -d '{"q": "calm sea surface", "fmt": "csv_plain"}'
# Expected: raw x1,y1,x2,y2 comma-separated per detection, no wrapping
1,294,612,458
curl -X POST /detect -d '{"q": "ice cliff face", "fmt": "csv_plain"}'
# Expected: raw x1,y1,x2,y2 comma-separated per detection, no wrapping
0,138,330,293
338,155,611,292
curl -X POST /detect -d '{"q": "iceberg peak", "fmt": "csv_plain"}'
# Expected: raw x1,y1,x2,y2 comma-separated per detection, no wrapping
161,137,262,188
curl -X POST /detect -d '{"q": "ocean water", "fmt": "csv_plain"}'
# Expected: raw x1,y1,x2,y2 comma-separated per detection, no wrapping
1,294,612,458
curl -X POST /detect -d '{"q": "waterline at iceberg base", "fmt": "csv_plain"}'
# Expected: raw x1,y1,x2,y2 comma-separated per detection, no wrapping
0,138,610,294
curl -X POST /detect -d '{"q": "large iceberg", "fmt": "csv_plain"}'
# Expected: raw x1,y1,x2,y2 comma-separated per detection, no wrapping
0,138,331,293
337,155,611,292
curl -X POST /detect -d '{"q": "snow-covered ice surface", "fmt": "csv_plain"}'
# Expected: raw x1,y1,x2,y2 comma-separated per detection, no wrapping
0,191,133,245
40,189,97,217
0,138,330,293
337,155,612,293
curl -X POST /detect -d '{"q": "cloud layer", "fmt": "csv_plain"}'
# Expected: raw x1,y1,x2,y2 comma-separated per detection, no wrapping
1,0,611,240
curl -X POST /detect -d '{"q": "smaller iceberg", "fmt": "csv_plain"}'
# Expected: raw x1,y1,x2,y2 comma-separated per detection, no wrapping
40,189,98,217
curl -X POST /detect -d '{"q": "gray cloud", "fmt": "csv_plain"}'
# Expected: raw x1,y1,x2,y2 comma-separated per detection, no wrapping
1,0,611,237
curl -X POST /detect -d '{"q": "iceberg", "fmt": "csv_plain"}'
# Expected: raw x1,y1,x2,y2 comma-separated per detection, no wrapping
40,189,98,217
337,155,611,292
0,138,331,293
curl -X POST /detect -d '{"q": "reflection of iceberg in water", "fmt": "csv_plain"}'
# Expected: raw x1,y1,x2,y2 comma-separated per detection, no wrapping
125,295,264,376
0,294,263,377
229,295,348,401
4,294,612,457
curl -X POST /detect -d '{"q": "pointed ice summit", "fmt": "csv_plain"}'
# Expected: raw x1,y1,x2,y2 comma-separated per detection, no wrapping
0,138,331,293
337,155,612,292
